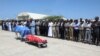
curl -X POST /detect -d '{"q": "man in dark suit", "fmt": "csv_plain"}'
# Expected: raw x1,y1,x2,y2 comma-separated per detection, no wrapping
59,20,65,39
44,21,48,36
91,17,100,46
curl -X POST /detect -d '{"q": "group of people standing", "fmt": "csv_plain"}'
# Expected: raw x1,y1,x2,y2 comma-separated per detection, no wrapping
1,20,16,31
1,17,100,46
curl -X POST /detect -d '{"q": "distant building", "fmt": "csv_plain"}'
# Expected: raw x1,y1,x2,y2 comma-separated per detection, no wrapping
17,12,67,20
17,12,48,20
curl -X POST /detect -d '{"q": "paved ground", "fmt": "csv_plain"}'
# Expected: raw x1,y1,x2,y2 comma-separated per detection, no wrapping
0,29,100,56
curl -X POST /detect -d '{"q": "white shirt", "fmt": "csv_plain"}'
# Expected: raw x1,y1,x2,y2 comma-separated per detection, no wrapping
64,23,70,27
80,23,84,30
73,23,80,29
70,22,74,27
86,23,91,30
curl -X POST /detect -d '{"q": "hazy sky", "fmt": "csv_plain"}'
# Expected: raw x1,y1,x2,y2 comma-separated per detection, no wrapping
0,0,100,19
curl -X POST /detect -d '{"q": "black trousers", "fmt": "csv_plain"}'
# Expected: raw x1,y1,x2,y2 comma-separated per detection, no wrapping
40,26,43,35
44,27,48,36
59,28,65,39
73,29,79,41
92,30,100,45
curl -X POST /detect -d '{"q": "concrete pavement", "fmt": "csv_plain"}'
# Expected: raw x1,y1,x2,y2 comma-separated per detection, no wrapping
0,29,100,56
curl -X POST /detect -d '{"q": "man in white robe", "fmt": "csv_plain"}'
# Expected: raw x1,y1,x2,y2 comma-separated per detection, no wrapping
48,21,53,37
30,20,35,35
